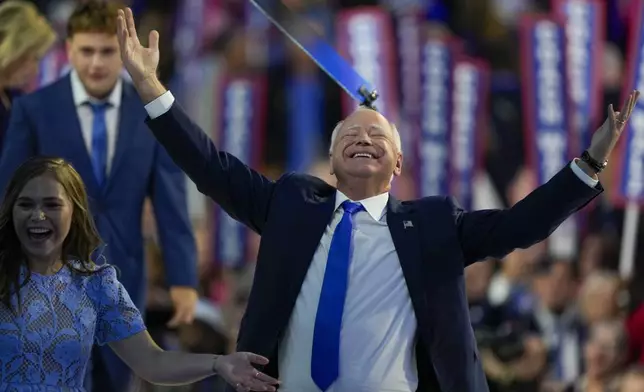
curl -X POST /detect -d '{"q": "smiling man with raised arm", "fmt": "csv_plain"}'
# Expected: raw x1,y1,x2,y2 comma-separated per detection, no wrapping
117,7,638,392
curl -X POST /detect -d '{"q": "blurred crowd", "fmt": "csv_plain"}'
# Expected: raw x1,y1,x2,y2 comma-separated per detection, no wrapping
5,0,644,391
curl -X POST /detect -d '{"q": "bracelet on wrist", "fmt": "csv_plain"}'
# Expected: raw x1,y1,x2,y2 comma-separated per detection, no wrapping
580,150,607,173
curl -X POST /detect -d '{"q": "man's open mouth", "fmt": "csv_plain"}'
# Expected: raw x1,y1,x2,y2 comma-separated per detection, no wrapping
351,152,375,159
27,228,52,241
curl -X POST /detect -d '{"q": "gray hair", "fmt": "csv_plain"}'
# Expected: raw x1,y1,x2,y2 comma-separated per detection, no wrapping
328,109,402,154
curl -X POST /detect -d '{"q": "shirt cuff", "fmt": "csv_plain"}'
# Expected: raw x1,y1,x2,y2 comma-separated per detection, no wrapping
570,160,599,188
144,91,175,119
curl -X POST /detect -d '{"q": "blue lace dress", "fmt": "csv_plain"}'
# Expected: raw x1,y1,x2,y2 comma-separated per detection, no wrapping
0,264,146,391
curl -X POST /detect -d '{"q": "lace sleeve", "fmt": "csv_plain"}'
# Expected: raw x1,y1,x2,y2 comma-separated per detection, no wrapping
92,266,146,345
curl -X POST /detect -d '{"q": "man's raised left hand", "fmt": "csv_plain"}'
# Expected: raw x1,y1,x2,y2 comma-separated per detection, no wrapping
587,90,640,163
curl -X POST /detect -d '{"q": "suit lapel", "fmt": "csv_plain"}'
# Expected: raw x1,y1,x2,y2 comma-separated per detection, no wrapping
53,76,100,194
105,83,139,191
286,190,337,301
387,197,429,325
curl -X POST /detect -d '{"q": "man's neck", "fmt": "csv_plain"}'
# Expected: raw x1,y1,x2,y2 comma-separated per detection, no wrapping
336,179,389,201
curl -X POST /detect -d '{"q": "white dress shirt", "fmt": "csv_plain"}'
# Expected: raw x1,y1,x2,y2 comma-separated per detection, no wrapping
70,70,122,174
278,191,419,392
144,91,599,391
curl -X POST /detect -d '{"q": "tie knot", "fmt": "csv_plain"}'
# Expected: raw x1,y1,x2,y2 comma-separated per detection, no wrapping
341,201,363,215
87,101,110,113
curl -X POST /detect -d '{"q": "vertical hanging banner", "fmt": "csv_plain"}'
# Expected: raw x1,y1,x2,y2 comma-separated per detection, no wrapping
450,57,490,211
287,76,323,172
394,8,423,186
336,7,400,122
520,15,577,258
613,0,644,206
214,76,267,269
174,0,205,110
418,37,459,197
552,0,605,155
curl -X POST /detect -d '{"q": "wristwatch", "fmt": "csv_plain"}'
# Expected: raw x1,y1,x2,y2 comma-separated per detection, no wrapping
581,150,608,173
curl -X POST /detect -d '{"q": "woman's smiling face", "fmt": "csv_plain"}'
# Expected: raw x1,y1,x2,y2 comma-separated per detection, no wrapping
12,174,73,266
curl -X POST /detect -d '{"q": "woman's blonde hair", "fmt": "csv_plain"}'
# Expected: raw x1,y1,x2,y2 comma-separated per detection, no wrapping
0,1,56,72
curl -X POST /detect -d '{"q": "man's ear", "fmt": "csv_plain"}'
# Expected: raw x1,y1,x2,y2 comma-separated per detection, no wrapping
393,152,403,177
329,153,334,175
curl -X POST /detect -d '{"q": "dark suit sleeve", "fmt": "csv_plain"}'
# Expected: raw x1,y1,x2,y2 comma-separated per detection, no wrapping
452,163,602,265
145,101,276,234
149,143,198,288
0,97,37,195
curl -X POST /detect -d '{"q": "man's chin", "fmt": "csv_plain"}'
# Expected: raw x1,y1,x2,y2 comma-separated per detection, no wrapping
344,168,382,179
82,79,117,98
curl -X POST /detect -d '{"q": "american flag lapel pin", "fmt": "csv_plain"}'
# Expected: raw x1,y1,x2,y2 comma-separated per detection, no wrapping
403,220,413,229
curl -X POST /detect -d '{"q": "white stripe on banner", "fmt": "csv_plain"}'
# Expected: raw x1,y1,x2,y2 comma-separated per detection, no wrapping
520,16,577,258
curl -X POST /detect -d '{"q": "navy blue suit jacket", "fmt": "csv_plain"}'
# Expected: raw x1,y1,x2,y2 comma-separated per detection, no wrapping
0,76,197,388
146,102,602,392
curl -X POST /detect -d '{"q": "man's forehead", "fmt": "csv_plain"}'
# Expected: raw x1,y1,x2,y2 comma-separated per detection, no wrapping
341,107,390,130
70,32,119,47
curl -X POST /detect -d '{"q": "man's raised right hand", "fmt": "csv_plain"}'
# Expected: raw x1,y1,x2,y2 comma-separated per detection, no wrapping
116,7,166,103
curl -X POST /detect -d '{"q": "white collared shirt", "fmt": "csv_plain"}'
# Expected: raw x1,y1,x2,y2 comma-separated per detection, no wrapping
278,191,419,392
70,70,123,174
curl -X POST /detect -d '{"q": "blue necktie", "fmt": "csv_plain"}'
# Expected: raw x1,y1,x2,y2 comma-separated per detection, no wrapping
311,200,363,391
89,102,109,186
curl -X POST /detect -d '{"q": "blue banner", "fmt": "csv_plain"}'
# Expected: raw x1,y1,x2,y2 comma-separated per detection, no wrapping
554,0,605,155
287,76,323,172
214,76,266,268
615,0,644,204
450,57,489,211
520,17,570,185
520,16,576,257
418,38,457,196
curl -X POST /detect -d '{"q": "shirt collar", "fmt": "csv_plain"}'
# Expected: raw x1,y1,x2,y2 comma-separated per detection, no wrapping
70,69,122,108
335,190,389,221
